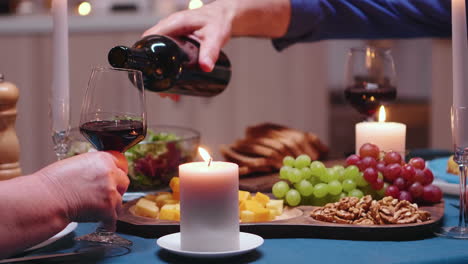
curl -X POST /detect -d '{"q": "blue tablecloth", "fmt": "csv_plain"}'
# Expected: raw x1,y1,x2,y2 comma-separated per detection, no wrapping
428,157,459,184
22,196,468,264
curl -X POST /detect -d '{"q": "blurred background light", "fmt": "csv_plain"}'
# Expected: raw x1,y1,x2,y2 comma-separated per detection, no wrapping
188,0,203,10
78,1,92,16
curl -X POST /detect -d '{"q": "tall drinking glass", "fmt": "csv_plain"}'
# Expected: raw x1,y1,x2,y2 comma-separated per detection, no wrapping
75,67,147,247
437,106,468,238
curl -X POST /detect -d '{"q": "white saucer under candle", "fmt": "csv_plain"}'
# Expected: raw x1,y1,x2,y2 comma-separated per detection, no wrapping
355,106,406,155
179,147,240,252
157,232,263,258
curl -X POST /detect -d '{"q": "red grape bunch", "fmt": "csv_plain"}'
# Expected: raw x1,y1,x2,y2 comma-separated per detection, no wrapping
345,143,442,204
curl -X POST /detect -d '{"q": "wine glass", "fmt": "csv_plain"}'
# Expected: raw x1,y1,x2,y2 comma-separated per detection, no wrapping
436,106,468,238
344,47,397,120
75,67,147,248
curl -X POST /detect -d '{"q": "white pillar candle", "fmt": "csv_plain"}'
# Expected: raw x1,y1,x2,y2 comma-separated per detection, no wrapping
179,148,239,252
51,0,70,134
452,0,468,108
355,106,406,155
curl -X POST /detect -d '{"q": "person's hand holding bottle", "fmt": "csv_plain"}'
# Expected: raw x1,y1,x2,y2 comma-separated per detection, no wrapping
143,0,291,72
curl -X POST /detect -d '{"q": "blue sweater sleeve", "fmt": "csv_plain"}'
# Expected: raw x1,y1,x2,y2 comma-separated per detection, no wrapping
273,0,452,50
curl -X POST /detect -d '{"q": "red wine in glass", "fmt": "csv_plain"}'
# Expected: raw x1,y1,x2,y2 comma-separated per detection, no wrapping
345,47,397,119
344,83,397,116
80,120,145,152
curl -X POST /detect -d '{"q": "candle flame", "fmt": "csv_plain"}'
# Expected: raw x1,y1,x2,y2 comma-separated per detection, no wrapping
378,105,386,123
198,147,212,165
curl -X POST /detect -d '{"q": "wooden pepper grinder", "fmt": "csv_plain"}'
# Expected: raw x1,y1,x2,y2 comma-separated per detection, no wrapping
0,73,21,180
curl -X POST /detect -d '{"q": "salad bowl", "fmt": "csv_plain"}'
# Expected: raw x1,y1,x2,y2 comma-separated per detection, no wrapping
125,125,200,190
68,125,200,190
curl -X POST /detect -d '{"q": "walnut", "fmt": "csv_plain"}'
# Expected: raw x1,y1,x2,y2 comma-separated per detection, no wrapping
356,195,373,210
333,216,353,224
337,210,355,220
418,211,431,221
337,197,359,210
380,213,397,224
379,206,393,216
310,195,432,225
395,200,411,211
394,208,410,219
397,214,419,224
354,218,375,225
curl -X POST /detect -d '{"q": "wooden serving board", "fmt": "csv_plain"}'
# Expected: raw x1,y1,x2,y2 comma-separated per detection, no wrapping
117,199,444,240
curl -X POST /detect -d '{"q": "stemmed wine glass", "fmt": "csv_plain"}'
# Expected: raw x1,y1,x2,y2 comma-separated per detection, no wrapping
75,67,147,247
436,106,468,238
345,47,397,120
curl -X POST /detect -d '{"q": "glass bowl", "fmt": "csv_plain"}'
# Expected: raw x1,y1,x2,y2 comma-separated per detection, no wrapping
125,125,200,191
67,125,200,191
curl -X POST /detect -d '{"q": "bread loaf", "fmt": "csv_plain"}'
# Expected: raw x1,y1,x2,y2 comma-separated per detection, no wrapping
221,123,328,176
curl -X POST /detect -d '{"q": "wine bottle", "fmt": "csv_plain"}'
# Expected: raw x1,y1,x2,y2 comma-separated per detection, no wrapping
108,35,231,97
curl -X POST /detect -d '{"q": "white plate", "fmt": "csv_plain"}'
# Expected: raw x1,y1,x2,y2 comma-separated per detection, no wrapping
426,158,459,196
433,179,459,196
157,232,263,258
25,222,78,252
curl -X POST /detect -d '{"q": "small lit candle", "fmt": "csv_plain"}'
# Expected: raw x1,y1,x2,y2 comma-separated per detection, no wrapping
179,147,239,252
355,106,406,155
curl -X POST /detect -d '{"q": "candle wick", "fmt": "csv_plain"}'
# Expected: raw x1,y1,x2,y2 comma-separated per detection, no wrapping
208,158,212,167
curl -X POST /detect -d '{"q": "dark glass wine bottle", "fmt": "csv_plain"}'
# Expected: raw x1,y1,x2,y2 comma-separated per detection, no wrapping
108,35,231,97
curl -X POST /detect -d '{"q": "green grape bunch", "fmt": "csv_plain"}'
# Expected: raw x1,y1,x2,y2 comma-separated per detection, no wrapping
272,154,385,206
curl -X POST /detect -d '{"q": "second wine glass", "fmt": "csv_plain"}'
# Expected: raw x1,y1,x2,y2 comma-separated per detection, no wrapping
344,47,397,120
76,66,147,247
436,106,468,238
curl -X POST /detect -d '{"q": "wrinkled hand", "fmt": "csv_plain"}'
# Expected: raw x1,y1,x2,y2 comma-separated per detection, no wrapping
143,0,234,72
39,151,129,230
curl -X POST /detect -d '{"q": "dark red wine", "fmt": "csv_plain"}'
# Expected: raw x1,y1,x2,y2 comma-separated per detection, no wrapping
344,85,397,116
80,120,145,152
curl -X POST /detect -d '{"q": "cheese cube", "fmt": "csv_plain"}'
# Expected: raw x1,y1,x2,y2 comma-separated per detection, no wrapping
244,200,263,211
159,204,180,221
240,210,255,223
252,192,270,206
239,200,246,214
253,208,270,222
238,190,251,202
134,198,159,218
266,199,284,215
269,209,278,220
155,193,174,208
169,177,180,193
143,194,158,202
161,199,179,207
172,191,180,201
